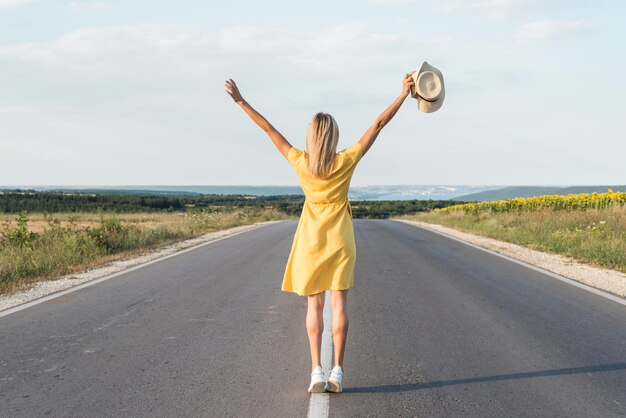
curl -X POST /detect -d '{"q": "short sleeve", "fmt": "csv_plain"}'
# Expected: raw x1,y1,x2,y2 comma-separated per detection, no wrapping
287,146,305,169
341,142,364,166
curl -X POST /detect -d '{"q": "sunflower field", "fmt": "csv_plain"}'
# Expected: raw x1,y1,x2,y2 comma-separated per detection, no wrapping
435,190,626,214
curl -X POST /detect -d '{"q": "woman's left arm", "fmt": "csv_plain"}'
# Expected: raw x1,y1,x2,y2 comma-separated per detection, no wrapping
225,78,292,159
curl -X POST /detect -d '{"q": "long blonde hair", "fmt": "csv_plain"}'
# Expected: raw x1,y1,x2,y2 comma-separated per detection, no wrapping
306,112,339,178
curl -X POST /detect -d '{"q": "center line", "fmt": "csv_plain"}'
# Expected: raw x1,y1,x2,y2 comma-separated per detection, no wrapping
307,289,333,418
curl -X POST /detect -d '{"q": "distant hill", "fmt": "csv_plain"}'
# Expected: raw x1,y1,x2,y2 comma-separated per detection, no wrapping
0,187,206,196
40,188,203,196
0,185,499,201
453,186,626,202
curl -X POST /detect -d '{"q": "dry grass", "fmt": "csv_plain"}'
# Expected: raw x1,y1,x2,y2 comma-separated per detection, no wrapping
0,212,199,234
0,208,295,294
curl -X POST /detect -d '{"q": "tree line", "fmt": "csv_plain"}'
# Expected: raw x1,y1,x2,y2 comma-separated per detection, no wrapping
0,190,461,219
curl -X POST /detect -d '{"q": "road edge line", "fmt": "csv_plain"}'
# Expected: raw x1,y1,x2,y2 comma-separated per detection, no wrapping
393,219,626,307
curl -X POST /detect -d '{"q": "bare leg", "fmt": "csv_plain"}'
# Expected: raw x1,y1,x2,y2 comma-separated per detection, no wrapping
306,291,325,371
330,289,349,367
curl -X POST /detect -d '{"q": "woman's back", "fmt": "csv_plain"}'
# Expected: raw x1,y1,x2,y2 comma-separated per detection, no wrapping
287,142,364,204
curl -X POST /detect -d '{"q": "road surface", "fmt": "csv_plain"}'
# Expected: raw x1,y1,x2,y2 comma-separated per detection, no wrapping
1,220,625,417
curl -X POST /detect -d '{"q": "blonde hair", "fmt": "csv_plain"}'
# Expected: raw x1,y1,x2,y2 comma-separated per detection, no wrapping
306,112,339,178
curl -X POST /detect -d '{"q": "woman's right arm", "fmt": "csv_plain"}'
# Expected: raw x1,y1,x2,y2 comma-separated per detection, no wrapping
225,78,293,158
357,72,415,155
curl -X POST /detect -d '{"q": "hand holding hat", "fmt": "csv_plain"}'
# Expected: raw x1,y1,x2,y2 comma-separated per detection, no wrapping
402,71,417,96
410,61,445,113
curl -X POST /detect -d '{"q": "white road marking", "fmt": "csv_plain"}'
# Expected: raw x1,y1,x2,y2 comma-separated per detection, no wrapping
0,222,272,318
307,289,333,418
395,220,626,307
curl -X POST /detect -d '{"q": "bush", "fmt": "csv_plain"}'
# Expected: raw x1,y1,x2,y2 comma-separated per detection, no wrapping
1,211,37,250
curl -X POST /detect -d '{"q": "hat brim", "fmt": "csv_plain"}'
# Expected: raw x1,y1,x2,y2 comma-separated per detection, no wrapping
417,88,444,113
411,61,445,113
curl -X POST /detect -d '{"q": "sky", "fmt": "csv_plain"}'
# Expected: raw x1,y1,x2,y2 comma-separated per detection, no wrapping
1,0,624,187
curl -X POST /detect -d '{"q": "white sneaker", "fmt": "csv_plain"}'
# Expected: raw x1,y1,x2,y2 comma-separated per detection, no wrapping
308,365,327,393
327,365,343,393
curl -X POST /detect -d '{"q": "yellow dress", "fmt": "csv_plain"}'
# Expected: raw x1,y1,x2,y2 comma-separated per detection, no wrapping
282,142,364,296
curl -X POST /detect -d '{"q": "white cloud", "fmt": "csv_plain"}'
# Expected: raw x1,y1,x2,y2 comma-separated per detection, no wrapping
218,26,297,52
368,0,417,4
446,0,602,17
0,21,451,119
0,0,39,9
516,19,594,42
0,106,29,113
218,22,451,74
370,0,609,20
0,24,216,71
0,24,222,121
1,21,449,72
218,22,384,54
440,0,521,18
68,1,111,13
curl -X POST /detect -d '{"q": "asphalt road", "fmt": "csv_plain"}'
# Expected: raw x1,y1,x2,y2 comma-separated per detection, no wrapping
1,220,625,417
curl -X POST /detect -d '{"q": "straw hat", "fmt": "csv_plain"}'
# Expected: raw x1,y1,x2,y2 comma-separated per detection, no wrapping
410,61,445,113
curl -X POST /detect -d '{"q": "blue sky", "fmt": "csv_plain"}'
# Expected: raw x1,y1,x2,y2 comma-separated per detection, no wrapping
1,0,624,186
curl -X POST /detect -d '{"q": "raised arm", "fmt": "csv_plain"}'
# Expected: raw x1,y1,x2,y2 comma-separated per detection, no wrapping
357,71,415,156
225,78,292,159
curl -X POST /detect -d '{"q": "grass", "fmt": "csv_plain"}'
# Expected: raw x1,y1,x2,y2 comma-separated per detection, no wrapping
0,207,294,295
394,205,626,274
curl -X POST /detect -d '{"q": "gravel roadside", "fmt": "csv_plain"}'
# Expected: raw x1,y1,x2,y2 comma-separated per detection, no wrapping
395,219,626,299
0,220,282,312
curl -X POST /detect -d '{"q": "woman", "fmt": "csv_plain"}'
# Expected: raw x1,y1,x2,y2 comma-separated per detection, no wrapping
225,72,415,393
